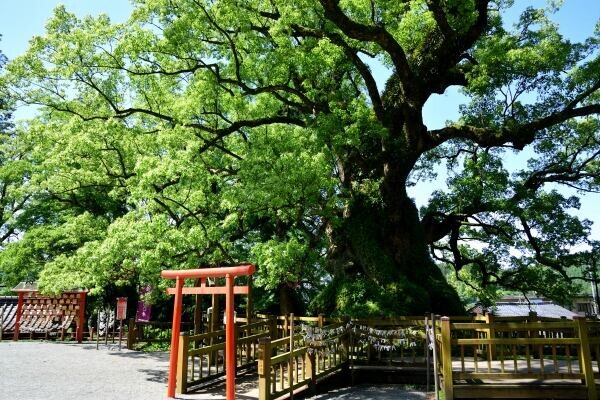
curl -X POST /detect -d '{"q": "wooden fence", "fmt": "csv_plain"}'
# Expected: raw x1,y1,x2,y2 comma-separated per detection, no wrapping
257,316,349,400
438,315,600,400
161,312,600,400
176,319,272,394
168,313,433,399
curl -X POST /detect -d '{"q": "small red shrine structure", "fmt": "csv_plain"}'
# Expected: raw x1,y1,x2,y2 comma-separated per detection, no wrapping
161,264,255,399
12,282,87,342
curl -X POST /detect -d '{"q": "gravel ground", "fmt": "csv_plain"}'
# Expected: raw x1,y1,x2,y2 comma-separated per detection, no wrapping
0,341,432,400
0,341,171,400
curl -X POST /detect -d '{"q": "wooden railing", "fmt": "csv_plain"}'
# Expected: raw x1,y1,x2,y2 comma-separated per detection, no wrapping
257,317,349,400
256,313,326,339
438,316,600,400
176,319,272,394
166,313,600,399
254,315,435,400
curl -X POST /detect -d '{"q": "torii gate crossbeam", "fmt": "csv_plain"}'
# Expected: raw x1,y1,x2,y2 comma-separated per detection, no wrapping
161,264,255,400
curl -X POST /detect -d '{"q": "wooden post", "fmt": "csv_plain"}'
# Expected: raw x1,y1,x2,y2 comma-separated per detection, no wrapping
288,313,294,399
127,318,135,350
349,319,355,386
432,314,440,400
246,275,253,323
211,293,219,331
118,318,123,350
194,279,203,338
529,311,539,359
528,311,539,321
485,313,495,361
575,316,597,400
425,315,430,393
367,317,373,362
305,347,316,395
340,316,350,362
440,317,453,400
176,332,189,395
258,337,271,400
111,307,116,344
77,292,86,343
94,311,99,349
237,323,242,367
210,293,219,367
318,313,324,328
268,315,277,340
13,292,24,341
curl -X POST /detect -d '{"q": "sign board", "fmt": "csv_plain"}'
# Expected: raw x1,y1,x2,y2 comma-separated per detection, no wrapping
116,297,127,321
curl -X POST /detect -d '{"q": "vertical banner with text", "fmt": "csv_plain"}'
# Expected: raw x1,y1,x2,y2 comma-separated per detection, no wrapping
136,285,152,322
116,297,127,321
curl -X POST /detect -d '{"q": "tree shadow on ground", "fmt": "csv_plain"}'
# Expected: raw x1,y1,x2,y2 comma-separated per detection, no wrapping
137,368,168,383
183,372,258,399
76,343,169,361
76,343,170,383
311,385,429,400
107,349,170,362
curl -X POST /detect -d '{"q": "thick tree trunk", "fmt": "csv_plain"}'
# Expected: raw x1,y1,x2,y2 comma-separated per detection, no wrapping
277,283,309,315
319,73,464,316
327,187,463,316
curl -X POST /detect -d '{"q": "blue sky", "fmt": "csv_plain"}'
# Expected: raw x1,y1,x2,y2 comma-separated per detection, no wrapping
0,1,132,58
0,1,598,240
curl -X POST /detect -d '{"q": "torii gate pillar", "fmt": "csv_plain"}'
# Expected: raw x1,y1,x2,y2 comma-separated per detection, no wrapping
161,264,255,399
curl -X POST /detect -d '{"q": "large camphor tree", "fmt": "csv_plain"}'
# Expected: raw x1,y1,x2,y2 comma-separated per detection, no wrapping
0,0,598,315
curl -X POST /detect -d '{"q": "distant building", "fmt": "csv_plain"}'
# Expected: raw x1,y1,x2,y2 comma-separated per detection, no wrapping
571,295,597,317
469,295,579,320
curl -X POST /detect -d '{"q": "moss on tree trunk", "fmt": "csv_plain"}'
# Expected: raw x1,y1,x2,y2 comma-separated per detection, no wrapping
321,191,463,317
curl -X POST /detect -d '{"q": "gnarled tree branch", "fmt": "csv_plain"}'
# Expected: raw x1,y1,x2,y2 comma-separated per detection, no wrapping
429,104,600,150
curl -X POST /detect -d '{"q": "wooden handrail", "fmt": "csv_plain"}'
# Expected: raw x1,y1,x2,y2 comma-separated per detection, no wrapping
438,316,600,400
257,321,351,400
453,338,581,345
167,314,600,400
451,321,575,330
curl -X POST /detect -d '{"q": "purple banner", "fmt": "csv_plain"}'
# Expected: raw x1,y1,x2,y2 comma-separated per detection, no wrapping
136,285,152,322
136,300,151,322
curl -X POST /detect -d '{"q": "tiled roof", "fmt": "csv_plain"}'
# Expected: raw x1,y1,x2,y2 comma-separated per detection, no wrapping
12,281,38,292
492,302,578,319
0,296,18,306
11,281,87,293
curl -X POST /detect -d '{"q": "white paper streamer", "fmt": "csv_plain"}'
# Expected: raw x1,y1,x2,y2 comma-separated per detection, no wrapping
299,321,421,353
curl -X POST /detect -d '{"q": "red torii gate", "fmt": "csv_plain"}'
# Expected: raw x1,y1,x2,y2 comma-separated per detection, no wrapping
161,264,255,399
